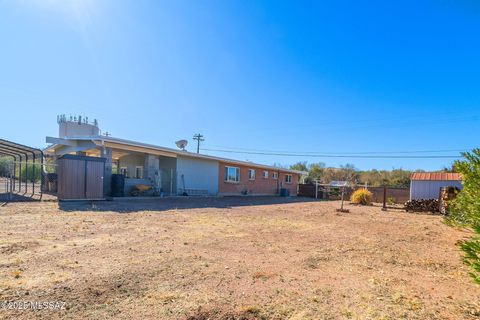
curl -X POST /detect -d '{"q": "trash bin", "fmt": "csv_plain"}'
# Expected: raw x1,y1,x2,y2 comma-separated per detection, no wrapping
280,188,290,197
111,174,125,197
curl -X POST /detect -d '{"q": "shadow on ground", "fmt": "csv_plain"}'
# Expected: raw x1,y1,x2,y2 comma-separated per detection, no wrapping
58,196,318,213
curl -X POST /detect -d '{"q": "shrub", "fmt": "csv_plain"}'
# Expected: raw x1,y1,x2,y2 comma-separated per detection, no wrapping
448,149,480,284
387,196,396,205
460,226,480,285
18,164,42,182
350,188,373,205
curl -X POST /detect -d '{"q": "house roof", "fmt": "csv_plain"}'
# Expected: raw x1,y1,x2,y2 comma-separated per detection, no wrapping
411,172,461,181
44,135,308,175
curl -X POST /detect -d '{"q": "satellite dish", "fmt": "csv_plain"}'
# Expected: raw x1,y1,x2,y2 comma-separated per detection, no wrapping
175,139,188,150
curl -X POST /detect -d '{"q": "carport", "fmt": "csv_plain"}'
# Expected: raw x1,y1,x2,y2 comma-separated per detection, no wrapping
0,138,44,201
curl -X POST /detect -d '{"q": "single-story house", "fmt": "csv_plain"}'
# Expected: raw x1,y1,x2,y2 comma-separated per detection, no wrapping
410,172,462,200
45,117,306,198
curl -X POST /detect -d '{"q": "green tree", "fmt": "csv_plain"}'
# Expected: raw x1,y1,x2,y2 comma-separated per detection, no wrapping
0,157,12,177
358,168,413,187
308,162,325,183
290,161,308,172
17,163,42,182
321,164,358,184
389,169,411,188
448,149,480,284
290,161,325,183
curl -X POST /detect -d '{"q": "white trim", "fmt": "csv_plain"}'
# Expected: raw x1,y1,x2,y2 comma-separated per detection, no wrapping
285,174,292,184
272,172,278,180
248,169,256,180
135,166,144,179
224,166,240,183
262,170,269,179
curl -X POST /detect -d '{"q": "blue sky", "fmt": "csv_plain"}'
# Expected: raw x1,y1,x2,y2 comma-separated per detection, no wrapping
0,0,479,170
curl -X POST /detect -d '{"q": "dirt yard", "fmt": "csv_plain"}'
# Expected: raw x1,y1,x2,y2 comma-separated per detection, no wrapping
0,197,479,319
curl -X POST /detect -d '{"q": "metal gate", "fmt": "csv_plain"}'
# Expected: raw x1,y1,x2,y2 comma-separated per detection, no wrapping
57,155,105,200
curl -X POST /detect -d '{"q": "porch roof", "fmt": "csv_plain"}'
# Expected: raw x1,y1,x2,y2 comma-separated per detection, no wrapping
45,135,307,175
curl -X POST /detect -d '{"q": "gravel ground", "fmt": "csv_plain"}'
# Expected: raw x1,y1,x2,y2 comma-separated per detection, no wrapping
0,197,479,319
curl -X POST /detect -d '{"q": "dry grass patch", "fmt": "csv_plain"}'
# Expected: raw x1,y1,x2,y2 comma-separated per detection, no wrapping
0,199,478,319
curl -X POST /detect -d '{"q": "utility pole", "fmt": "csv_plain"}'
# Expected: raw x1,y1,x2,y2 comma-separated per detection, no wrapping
193,134,204,154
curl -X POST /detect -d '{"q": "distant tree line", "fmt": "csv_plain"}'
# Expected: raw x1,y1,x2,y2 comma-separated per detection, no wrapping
0,156,42,182
289,161,430,188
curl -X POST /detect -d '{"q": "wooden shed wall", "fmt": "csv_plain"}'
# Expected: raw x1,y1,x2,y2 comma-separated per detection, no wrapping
57,155,105,200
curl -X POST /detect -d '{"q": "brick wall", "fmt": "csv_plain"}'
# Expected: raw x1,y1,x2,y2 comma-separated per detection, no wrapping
218,161,299,196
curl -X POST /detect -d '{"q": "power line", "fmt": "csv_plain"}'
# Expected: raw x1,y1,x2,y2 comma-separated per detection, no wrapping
201,148,462,159
203,144,468,155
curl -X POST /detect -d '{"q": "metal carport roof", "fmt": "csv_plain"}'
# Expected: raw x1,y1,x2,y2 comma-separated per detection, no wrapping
0,139,44,201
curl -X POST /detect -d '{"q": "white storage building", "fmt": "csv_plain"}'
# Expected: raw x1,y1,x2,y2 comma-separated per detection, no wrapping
410,172,462,200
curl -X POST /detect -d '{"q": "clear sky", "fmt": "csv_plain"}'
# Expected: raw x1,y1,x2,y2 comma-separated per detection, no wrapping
0,0,479,170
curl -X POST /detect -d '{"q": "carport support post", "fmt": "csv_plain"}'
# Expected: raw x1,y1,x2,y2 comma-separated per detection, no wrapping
102,147,113,197
12,160,16,192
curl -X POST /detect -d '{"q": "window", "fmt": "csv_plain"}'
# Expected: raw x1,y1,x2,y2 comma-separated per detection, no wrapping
272,172,278,180
135,166,144,179
225,166,240,182
263,171,269,179
120,167,128,177
285,174,292,184
248,169,256,180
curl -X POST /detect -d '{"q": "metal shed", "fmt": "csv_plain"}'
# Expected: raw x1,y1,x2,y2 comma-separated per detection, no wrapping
410,172,462,200
57,154,105,200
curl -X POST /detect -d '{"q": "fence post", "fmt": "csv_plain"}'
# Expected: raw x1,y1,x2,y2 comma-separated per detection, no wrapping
382,186,387,211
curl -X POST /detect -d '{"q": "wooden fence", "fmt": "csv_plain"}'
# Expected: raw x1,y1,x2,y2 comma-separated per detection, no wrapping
298,184,410,204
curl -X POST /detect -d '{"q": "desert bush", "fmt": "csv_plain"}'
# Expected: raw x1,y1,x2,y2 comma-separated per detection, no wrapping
18,164,42,182
0,157,12,177
447,149,480,284
460,226,480,285
350,188,373,205
387,196,396,205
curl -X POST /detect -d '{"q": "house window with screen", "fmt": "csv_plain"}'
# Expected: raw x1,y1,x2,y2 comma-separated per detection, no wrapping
225,166,240,182
285,174,292,184
263,171,269,179
120,167,128,177
135,166,144,179
272,172,278,180
248,169,256,180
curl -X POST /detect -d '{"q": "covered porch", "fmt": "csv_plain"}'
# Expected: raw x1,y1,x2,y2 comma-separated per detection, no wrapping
46,138,178,197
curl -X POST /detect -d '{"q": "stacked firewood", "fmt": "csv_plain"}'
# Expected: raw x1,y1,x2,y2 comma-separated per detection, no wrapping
439,187,460,215
404,199,439,213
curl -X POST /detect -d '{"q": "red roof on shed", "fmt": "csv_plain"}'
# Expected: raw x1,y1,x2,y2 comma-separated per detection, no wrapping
411,172,461,181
